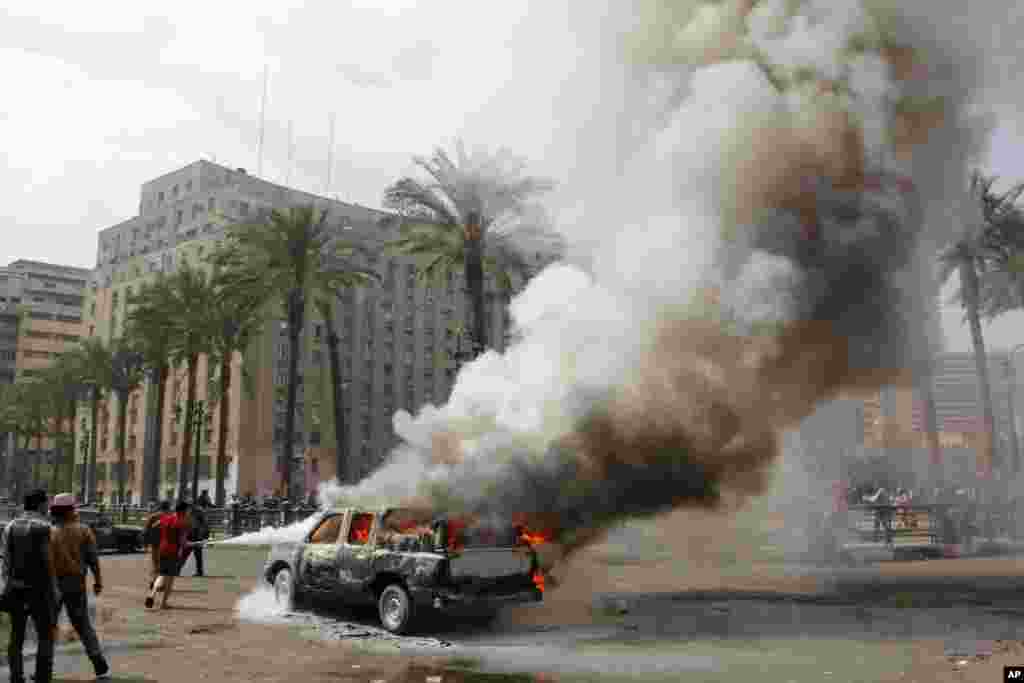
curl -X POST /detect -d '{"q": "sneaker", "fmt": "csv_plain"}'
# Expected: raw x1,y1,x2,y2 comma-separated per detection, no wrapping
94,658,112,680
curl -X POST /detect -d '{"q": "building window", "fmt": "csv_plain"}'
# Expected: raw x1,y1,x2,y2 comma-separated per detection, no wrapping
175,210,183,226
185,180,193,192
313,324,322,340
158,191,165,203
239,202,249,217
173,184,179,197
208,197,215,211
192,204,202,220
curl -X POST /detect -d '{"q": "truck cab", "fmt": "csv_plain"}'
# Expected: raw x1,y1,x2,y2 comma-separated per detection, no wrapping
264,506,543,634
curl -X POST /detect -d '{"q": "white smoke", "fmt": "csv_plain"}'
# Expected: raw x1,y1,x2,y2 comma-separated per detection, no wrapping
308,0,997,559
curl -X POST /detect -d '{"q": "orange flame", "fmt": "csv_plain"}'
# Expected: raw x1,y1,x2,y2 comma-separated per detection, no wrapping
350,515,372,544
532,570,546,593
446,518,469,552
518,527,553,547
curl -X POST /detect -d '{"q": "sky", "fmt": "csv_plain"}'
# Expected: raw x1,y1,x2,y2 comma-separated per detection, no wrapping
1,0,1023,352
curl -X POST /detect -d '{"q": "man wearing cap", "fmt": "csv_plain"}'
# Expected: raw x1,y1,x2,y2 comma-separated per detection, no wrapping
49,493,111,680
1,489,59,683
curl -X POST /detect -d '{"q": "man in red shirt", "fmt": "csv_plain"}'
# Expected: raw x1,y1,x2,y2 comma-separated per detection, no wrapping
144,500,191,610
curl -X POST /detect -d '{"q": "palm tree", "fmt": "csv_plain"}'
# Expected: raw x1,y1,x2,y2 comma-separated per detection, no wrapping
216,206,344,497
130,263,215,500
969,177,1024,475
38,355,85,493
382,142,556,357
76,337,114,503
108,342,146,508
201,253,269,505
0,382,30,499
938,171,1013,479
0,382,37,500
124,280,178,504
313,242,380,486
0,383,12,494
13,378,49,493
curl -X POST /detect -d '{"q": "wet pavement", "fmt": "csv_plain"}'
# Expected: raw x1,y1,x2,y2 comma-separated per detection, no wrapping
228,581,1024,679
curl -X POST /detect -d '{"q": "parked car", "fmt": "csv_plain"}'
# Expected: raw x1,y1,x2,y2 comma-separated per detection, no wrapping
76,508,144,553
264,507,544,634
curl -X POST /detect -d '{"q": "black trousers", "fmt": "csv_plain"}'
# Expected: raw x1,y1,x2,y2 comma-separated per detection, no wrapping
6,588,55,683
180,543,204,575
56,588,106,671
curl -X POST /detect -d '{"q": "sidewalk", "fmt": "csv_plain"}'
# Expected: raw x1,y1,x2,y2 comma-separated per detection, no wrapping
0,639,157,680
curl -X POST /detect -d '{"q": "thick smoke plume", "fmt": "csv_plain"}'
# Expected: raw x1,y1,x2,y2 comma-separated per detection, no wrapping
320,0,990,566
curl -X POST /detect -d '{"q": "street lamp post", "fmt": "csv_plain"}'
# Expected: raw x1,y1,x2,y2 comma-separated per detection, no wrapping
1007,344,1024,476
191,400,207,504
78,419,90,502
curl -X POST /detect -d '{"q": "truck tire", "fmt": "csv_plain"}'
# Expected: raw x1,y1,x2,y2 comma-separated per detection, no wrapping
272,567,300,612
378,584,414,635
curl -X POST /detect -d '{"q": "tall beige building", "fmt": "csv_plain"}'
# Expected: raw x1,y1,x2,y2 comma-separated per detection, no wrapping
81,160,536,504
0,260,89,497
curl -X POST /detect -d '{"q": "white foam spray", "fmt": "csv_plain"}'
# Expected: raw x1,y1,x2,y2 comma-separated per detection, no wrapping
217,513,321,546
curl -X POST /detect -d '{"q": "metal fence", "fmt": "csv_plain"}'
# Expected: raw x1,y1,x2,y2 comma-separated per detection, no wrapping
0,503,321,541
845,502,1023,549
0,500,1020,551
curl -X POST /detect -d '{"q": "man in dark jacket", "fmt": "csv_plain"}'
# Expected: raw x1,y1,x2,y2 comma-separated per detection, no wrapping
2,489,59,683
179,499,209,577
49,493,111,679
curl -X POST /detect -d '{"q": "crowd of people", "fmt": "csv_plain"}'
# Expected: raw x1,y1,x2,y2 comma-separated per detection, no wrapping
0,488,214,682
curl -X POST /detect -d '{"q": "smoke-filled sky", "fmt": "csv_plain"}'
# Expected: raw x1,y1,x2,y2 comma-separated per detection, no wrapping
0,0,1023,348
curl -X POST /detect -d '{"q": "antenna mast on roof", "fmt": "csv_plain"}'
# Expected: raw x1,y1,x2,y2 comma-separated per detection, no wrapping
257,65,269,177
285,120,294,186
325,113,336,198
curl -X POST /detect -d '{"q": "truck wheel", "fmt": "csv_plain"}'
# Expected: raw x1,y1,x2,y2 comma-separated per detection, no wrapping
378,584,414,635
273,568,299,611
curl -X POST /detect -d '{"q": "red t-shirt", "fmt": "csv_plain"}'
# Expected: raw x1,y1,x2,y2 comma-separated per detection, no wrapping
158,513,186,558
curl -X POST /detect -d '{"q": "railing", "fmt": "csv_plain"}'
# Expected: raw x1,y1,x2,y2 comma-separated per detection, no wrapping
844,502,1024,549
0,502,321,541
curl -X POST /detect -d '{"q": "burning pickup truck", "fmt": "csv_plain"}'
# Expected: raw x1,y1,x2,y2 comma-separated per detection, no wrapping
263,507,545,634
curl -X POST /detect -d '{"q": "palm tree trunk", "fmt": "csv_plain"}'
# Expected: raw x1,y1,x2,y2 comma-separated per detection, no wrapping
14,432,30,502
960,257,998,481
144,366,168,504
34,430,43,490
323,306,347,485
117,390,129,506
0,431,8,498
178,357,199,499
88,387,100,503
49,410,63,494
282,288,304,500
464,215,487,355
916,362,943,487
67,399,77,493
215,354,231,507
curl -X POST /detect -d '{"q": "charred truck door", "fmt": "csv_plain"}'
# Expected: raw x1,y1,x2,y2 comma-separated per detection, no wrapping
301,513,346,593
335,510,376,604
